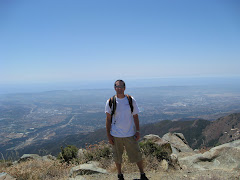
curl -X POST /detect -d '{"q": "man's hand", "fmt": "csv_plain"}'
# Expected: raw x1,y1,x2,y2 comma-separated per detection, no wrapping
107,134,114,145
135,132,140,141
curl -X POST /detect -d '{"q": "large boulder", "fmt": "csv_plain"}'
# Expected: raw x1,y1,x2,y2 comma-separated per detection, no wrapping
179,139,240,170
69,161,108,178
162,133,193,154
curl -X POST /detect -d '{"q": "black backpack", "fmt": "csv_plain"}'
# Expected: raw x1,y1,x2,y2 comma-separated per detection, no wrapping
108,94,134,122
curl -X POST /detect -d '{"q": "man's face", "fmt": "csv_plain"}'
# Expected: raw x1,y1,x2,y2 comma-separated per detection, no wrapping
114,81,125,95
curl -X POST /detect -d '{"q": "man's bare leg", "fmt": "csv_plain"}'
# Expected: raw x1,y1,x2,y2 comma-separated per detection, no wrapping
115,162,122,174
136,160,144,174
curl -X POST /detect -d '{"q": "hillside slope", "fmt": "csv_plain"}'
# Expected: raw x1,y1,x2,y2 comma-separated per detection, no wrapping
29,118,211,155
3,113,240,158
203,113,240,147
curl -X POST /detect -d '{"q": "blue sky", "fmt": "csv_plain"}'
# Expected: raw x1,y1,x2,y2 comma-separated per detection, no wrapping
1,0,240,85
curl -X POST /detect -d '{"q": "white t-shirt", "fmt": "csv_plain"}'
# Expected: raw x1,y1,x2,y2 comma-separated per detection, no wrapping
105,96,140,137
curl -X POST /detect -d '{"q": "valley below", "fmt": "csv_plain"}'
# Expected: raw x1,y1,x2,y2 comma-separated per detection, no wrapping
1,85,240,159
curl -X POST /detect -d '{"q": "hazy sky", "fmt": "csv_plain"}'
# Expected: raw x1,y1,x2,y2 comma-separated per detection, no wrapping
1,0,240,84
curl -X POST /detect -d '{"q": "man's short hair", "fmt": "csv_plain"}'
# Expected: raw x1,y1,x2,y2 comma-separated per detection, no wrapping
114,79,125,87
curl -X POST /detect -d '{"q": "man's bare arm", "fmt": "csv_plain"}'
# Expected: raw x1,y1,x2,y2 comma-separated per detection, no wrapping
133,114,140,141
106,112,114,145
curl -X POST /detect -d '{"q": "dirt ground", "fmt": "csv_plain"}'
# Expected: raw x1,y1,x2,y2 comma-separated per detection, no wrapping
75,169,240,180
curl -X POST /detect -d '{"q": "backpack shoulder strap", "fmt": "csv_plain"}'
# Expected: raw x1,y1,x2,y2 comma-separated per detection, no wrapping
126,94,133,113
109,95,116,116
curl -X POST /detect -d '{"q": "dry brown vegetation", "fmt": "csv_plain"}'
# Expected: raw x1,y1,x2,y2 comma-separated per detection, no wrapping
79,140,167,173
0,159,74,180
1,140,239,180
0,141,166,179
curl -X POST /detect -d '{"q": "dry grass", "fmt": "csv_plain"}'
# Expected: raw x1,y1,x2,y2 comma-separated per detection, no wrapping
0,159,74,180
0,141,169,179
78,141,113,168
80,141,164,174
102,151,164,174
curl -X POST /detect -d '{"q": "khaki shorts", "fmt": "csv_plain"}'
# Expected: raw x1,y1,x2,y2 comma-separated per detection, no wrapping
112,136,142,164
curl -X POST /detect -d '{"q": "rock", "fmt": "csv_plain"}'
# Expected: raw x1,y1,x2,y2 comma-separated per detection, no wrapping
42,155,56,161
169,153,181,170
0,172,16,180
179,139,240,171
160,159,168,171
174,133,188,144
170,153,178,164
143,134,162,142
162,133,193,154
18,154,56,163
18,154,42,162
181,165,187,170
69,162,108,178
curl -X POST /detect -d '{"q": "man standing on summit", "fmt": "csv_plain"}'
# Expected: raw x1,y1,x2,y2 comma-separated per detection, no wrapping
105,80,148,180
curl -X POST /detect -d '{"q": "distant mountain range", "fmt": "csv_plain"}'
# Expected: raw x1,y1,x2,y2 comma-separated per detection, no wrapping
3,113,240,159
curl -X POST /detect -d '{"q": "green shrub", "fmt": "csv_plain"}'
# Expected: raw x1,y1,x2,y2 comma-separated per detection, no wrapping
139,140,170,161
58,145,78,163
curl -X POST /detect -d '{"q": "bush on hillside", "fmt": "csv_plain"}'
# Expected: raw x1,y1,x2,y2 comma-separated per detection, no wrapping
81,141,112,163
58,145,78,163
139,140,170,161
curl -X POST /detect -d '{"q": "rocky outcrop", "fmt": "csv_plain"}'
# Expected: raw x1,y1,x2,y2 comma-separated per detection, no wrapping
162,132,193,154
179,139,240,170
17,154,56,163
143,134,240,172
18,154,42,162
69,161,108,178
142,134,181,170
